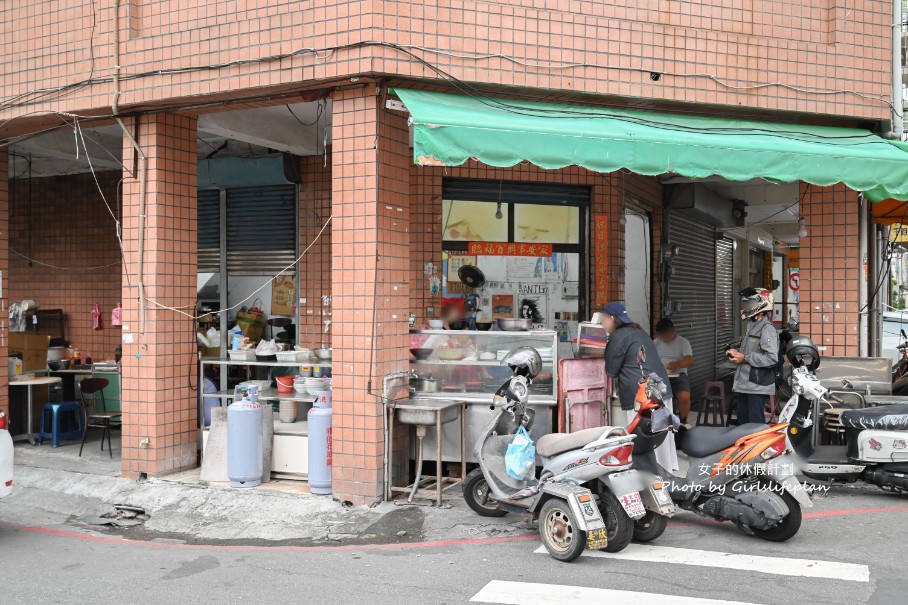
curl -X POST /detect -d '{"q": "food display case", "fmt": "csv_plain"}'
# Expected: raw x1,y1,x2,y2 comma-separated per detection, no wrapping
408,329,560,462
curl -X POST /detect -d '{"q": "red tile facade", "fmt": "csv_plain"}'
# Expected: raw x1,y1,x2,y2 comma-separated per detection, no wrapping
119,113,199,478
298,153,333,350
330,86,411,504
0,148,9,417
7,172,122,359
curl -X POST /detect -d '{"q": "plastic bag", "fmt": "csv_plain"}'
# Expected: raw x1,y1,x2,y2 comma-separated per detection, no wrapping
505,426,536,481
255,339,278,355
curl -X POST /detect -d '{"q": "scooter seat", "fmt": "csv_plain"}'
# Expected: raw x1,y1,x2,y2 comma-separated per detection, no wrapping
681,423,768,458
536,427,615,457
839,404,908,431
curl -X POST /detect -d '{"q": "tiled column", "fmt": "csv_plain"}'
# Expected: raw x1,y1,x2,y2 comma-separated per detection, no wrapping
331,87,411,505
0,148,8,417
798,183,860,356
120,114,198,478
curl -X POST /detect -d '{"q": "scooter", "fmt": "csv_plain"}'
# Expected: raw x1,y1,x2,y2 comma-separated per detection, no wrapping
462,370,674,562
890,329,908,396
628,347,811,542
782,346,908,493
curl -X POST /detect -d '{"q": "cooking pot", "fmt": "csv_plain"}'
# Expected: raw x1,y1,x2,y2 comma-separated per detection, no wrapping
47,347,67,363
412,375,439,392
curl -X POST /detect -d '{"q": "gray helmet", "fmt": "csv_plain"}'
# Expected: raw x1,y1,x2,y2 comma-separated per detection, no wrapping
786,335,820,371
502,346,542,379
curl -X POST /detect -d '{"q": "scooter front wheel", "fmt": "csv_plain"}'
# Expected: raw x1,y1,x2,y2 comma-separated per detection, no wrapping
539,498,586,562
462,468,508,517
632,510,669,543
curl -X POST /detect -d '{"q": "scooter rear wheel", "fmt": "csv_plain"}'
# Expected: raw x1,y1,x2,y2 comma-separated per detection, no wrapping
750,485,802,542
539,498,586,562
462,468,508,517
632,510,668,543
598,490,635,552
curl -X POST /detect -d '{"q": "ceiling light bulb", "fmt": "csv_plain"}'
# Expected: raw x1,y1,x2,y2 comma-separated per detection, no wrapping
619,215,627,226
495,203,503,220
798,218,808,238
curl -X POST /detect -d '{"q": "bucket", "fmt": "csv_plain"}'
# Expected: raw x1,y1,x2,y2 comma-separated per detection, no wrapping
275,375,295,393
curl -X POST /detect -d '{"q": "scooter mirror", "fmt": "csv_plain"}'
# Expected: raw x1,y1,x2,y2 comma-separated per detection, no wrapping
636,345,646,366
842,378,854,391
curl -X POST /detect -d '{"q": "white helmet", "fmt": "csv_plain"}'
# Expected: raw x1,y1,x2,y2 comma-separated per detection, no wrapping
740,287,774,321
502,347,542,379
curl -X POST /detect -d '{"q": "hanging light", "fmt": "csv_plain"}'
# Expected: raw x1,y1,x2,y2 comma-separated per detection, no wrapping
619,211,627,226
495,202,503,220
798,218,808,238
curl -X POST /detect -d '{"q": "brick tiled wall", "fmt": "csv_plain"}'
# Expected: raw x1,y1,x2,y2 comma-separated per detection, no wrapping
0,1,894,133
8,172,122,359
0,148,8,417
330,87,411,505
298,153,333,351
120,113,199,478
798,183,861,356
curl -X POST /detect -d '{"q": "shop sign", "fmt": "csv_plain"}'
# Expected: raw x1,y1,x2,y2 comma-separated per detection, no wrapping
892,224,908,244
594,215,608,305
271,275,296,316
467,242,553,257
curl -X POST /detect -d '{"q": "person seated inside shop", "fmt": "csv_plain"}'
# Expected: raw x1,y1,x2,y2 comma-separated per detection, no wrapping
654,318,694,426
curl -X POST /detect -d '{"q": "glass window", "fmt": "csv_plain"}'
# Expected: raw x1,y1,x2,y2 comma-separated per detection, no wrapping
441,200,508,241
514,204,580,244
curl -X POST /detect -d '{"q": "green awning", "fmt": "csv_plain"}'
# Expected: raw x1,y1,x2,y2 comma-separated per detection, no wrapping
394,88,908,202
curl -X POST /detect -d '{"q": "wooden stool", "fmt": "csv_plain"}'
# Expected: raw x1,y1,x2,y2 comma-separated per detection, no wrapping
699,381,727,426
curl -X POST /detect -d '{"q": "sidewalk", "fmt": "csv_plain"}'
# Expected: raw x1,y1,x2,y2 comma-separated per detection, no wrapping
3,441,528,545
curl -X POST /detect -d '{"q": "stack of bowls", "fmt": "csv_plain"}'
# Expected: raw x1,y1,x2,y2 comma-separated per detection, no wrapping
303,377,327,394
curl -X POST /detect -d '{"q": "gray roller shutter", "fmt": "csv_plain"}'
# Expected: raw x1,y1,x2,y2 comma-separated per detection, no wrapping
225,185,297,274
666,212,717,400
196,185,297,274
197,189,221,272
715,237,735,378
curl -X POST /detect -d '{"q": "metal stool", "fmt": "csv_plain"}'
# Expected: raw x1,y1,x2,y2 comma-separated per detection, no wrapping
699,381,727,426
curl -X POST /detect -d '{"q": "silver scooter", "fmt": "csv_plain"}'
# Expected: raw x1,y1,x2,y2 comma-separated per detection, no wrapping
462,368,672,561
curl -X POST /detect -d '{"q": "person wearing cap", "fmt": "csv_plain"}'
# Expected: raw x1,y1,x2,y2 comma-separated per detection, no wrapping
601,302,679,471
654,318,694,426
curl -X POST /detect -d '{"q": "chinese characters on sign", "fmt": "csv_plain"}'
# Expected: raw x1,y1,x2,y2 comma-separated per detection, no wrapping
467,242,553,257
594,215,608,305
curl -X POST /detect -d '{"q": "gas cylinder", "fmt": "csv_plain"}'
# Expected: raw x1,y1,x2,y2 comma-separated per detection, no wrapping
308,404,333,495
227,396,264,488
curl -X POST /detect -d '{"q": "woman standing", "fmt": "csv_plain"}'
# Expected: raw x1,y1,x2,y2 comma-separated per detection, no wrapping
602,302,679,471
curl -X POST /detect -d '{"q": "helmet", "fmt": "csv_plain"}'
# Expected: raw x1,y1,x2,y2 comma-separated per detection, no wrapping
740,287,774,321
786,335,820,371
502,346,542,379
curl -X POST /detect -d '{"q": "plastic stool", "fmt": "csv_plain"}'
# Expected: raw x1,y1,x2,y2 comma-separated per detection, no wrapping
699,382,727,427
38,401,85,448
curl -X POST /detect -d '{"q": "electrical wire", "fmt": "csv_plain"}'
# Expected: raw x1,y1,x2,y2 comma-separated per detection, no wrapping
8,246,120,271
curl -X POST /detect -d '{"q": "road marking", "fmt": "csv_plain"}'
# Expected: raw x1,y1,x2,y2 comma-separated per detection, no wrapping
470,580,763,605
533,544,869,582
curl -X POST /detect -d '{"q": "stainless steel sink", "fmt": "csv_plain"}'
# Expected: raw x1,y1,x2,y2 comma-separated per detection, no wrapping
395,398,460,426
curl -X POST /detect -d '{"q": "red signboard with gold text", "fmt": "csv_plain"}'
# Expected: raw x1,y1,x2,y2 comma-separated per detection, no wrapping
594,215,608,305
467,242,553,257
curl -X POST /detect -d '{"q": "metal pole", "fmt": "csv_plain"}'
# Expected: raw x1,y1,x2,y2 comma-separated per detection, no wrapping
859,194,869,357
219,188,228,391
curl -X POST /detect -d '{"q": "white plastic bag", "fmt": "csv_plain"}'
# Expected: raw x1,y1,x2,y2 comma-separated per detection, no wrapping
505,426,536,481
255,339,278,355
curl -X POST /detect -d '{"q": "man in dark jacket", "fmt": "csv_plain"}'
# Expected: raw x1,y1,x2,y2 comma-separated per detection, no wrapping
727,288,779,425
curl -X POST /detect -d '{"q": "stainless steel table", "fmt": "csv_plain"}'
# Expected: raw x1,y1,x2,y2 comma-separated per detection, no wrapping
10,376,63,445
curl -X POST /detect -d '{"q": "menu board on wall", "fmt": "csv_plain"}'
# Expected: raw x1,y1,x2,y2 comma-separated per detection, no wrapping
271,275,296,316
594,215,608,305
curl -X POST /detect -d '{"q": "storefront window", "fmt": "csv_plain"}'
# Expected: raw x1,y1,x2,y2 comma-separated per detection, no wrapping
441,199,509,241
513,204,580,244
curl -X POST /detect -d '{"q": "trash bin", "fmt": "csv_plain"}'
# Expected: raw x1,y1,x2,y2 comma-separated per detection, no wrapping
227,396,264,488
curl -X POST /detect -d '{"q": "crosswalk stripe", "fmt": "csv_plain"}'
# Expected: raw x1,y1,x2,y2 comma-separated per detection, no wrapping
533,544,869,582
470,580,763,605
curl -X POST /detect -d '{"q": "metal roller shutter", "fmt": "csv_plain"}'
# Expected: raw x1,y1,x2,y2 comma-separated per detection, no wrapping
226,185,297,274
666,212,717,400
715,237,735,377
197,189,221,272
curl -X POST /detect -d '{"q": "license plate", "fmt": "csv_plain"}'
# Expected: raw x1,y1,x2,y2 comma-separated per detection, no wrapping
619,491,646,519
586,527,608,550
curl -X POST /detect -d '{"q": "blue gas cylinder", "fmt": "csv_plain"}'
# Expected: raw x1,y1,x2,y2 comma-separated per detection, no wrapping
227,397,264,488
308,404,333,495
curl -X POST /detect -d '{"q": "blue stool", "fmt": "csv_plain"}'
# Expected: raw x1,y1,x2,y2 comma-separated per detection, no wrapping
38,401,84,448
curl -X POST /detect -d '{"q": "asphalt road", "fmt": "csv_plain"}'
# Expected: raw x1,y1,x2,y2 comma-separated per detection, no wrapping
2,486,907,605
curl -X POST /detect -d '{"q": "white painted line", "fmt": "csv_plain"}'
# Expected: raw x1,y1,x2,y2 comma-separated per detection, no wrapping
470,580,764,605
533,544,870,582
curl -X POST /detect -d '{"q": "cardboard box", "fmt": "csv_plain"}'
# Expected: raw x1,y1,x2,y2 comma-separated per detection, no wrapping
9,332,51,371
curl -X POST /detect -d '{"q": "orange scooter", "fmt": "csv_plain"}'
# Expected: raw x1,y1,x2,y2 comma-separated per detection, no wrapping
626,346,812,542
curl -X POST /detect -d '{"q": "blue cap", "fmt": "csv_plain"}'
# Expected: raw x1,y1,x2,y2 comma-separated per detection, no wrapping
603,302,633,324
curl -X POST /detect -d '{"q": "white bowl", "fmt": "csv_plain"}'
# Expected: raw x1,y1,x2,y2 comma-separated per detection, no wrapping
428,320,445,329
